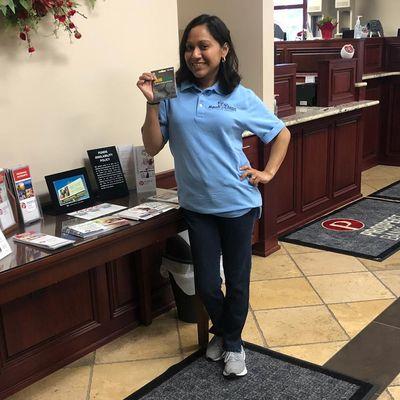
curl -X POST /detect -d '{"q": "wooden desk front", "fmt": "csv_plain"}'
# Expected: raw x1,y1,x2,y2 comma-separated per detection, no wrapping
0,192,208,399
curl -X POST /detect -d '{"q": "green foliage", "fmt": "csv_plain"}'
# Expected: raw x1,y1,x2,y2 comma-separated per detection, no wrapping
317,16,337,28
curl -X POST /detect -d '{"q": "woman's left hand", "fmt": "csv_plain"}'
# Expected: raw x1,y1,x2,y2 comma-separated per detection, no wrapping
239,165,274,186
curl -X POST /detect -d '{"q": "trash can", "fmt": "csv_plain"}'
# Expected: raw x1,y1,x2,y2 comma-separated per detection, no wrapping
161,234,197,323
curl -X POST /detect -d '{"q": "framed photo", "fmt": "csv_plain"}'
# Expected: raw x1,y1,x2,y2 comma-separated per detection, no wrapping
45,167,94,214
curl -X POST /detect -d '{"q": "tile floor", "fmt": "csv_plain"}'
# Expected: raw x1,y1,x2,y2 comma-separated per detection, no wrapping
7,165,400,400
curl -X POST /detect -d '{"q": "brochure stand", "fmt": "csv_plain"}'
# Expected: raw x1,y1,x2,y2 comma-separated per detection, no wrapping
2,188,19,237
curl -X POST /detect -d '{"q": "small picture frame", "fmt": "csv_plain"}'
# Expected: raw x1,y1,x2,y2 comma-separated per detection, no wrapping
45,167,94,215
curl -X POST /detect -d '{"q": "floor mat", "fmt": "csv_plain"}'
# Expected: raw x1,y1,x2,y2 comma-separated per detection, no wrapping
125,342,375,400
368,180,400,201
279,198,400,261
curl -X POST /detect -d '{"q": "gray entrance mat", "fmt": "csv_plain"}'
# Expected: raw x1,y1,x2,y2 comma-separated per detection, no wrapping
280,198,400,261
125,342,375,400
368,180,400,201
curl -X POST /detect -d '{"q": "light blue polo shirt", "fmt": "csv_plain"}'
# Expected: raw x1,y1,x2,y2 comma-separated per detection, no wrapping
158,81,285,215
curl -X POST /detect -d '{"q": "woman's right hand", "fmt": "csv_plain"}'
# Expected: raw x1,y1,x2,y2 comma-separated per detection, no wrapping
137,72,156,102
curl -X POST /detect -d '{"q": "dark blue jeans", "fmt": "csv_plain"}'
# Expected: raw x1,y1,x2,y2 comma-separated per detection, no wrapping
182,208,258,352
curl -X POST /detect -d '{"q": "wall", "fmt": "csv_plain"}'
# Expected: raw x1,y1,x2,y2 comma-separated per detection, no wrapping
177,0,274,108
356,0,400,37
0,0,179,195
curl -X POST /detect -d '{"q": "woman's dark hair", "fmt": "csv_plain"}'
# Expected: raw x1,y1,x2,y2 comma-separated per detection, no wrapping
176,14,241,94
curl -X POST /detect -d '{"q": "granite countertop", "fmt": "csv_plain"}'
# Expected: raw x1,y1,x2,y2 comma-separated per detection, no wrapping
280,100,379,127
242,100,379,137
362,71,400,80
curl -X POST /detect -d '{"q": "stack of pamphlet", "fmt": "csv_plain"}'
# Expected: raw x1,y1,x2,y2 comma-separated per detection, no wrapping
7,165,42,224
117,201,178,221
147,190,179,204
63,216,130,238
13,231,74,250
67,203,127,220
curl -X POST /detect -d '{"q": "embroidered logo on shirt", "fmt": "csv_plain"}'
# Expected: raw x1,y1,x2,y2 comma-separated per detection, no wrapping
208,101,237,112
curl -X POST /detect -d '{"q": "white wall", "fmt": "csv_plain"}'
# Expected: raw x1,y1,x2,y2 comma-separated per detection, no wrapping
177,0,274,108
0,0,179,195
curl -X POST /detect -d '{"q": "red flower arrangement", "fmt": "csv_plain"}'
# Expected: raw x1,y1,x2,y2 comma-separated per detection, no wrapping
316,16,338,40
0,0,95,53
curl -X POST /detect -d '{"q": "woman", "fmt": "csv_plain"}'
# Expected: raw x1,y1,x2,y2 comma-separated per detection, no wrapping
137,14,290,378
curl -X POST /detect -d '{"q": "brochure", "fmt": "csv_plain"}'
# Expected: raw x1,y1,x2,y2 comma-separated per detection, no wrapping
147,190,179,204
117,201,178,221
87,146,129,200
0,230,12,261
63,215,130,238
13,231,74,250
133,146,156,193
10,165,42,225
67,203,127,220
0,168,16,231
116,144,136,190
151,67,177,102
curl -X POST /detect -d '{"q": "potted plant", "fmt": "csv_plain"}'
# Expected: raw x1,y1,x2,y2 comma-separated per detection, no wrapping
317,16,337,40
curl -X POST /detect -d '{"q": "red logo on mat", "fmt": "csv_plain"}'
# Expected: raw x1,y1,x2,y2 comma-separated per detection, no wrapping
322,218,365,232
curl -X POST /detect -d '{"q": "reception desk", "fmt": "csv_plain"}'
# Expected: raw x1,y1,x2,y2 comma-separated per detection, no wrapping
275,37,400,169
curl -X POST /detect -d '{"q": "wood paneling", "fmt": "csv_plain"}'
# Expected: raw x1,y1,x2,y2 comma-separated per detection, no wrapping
301,126,331,210
384,38,400,71
317,59,356,106
364,39,384,73
333,118,359,197
275,38,364,80
107,255,139,319
275,137,297,224
274,64,297,117
385,77,400,164
362,80,382,170
2,271,96,358
270,112,362,237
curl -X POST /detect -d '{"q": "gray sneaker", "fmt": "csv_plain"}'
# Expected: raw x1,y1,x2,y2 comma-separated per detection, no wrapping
206,335,225,361
223,346,247,378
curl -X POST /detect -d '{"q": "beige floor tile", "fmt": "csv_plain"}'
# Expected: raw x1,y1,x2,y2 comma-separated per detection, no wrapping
90,357,181,400
377,390,395,400
95,311,180,363
388,386,400,400
374,270,400,297
308,272,394,304
177,319,201,354
251,254,302,281
328,299,394,338
266,245,288,256
242,310,265,346
291,252,366,276
391,372,400,386
361,183,378,196
250,278,322,310
359,252,400,271
7,366,91,400
362,165,400,181
271,341,348,366
65,352,95,368
363,177,398,190
254,305,348,347
280,242,322,254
